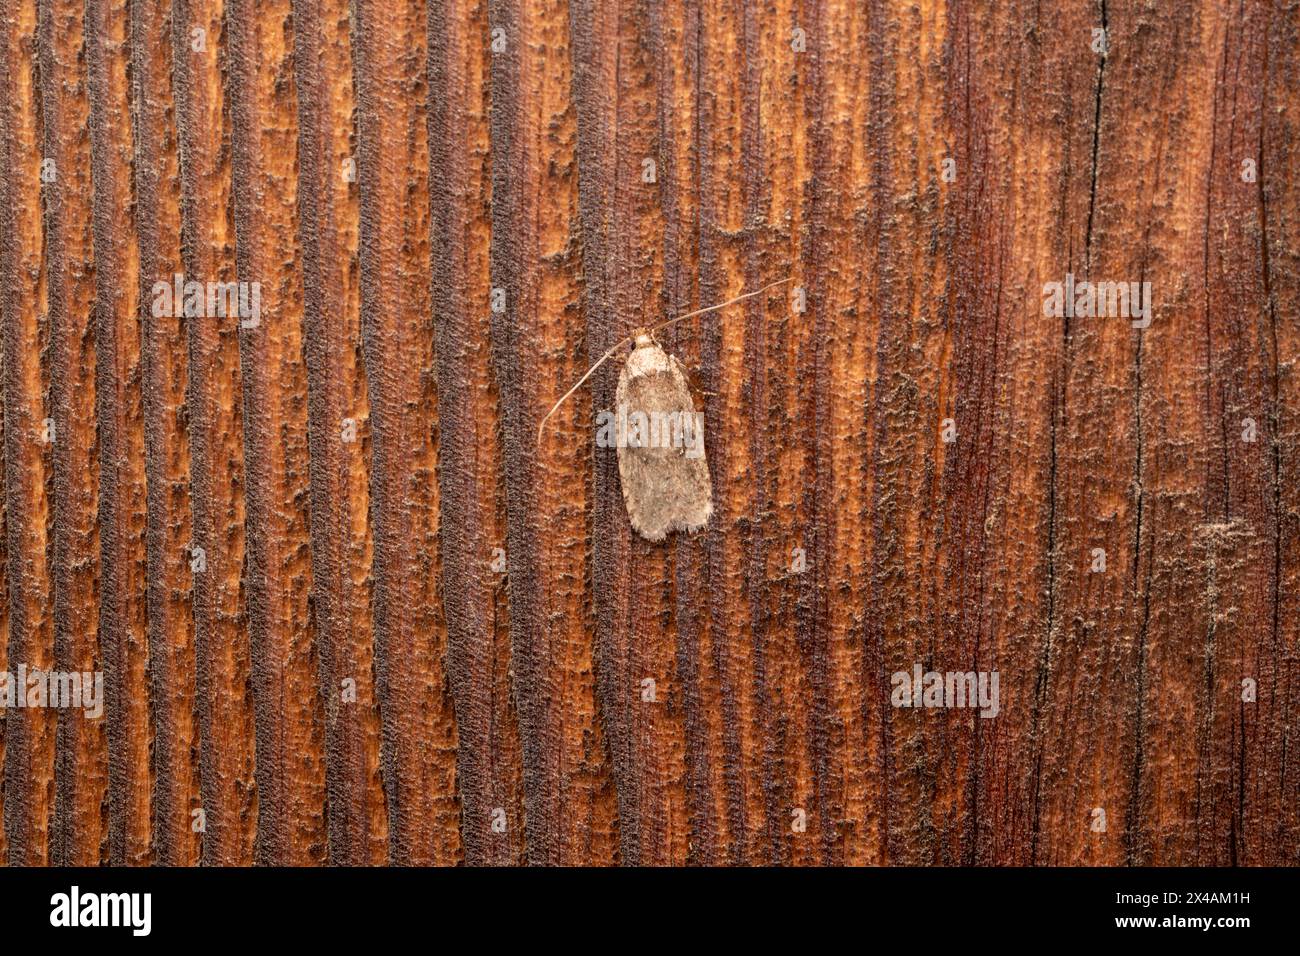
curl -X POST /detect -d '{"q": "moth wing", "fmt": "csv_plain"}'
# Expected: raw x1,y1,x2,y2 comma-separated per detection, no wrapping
615,353,713,542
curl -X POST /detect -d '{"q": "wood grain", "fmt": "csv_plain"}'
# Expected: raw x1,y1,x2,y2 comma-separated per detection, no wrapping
174,0,256,865
0,0,1295,866
1,0,54,867
89,0,150,865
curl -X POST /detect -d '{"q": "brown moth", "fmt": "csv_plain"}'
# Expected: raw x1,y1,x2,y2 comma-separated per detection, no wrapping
537,278,791,542
613,330,711,541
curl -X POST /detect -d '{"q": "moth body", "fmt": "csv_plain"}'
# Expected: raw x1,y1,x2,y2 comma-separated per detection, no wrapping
614,331,713,542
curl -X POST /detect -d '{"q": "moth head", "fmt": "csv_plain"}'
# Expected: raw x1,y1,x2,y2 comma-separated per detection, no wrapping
536,277,792,446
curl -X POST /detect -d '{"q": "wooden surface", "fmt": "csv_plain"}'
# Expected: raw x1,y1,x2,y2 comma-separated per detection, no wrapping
0,0,1297,865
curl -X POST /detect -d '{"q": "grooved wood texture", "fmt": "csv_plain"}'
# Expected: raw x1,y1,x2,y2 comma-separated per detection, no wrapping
0,0,1296,865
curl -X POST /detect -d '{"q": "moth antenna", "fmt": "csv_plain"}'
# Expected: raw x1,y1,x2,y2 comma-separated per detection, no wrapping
536,334,635,445
645,276,794,337
536,276,795,445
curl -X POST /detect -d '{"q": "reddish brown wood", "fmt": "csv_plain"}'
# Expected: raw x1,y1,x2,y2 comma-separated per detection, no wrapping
41,0,107,866
88,0,151,865
227,0,327,866
0,0,55,867
294,0,388,866
173,0,257,865
354,0,460,865
131,0,201,866
0,0,1295,867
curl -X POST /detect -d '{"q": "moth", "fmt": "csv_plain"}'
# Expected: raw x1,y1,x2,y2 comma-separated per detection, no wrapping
538,278,791,542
